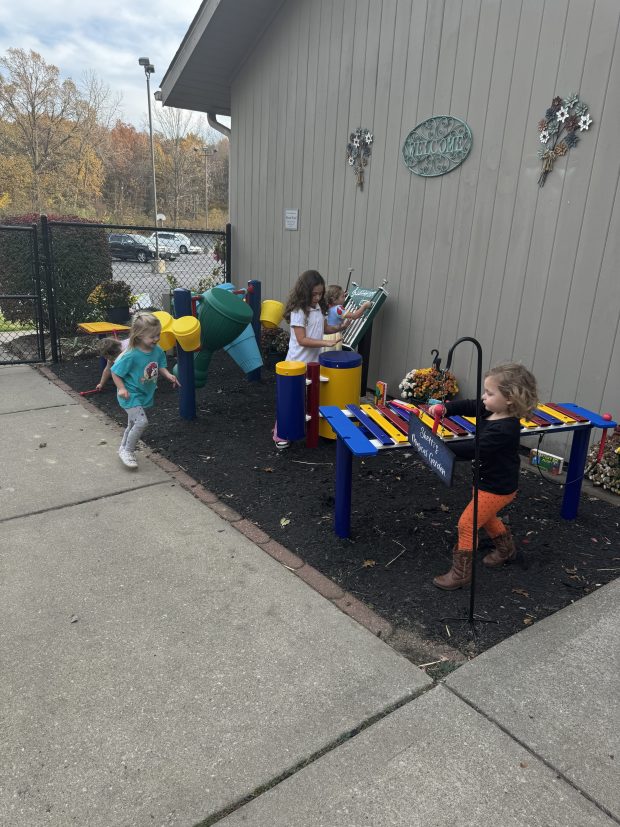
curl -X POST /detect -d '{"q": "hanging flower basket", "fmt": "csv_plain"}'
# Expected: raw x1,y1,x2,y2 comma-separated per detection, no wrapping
398,366,458,404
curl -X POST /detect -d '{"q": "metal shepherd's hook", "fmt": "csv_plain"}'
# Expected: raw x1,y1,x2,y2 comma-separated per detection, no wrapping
444,336,485,626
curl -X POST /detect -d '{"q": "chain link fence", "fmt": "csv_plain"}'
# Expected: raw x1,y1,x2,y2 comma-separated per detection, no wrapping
0,224,49,364
0,220,228,363
47,221,227,325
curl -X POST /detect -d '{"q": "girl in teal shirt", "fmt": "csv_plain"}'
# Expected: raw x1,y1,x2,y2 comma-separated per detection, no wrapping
111,312,179,469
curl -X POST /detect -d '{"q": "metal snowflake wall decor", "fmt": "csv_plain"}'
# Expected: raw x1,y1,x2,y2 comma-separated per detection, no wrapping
347,127,373,189
537,93,593,187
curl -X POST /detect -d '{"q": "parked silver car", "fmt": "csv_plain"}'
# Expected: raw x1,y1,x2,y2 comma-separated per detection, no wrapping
134,234,178,261
149,232,203,254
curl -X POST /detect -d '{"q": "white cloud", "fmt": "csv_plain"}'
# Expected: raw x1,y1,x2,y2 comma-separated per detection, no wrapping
0,0,212,127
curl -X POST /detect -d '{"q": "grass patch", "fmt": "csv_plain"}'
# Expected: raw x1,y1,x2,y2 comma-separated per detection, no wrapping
0,312,32,332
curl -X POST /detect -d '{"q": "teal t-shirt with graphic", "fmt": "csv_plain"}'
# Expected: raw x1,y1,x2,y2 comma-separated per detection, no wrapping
111,345,167,409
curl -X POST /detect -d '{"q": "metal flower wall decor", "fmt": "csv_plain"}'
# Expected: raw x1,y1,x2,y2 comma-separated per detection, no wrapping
537,93,593,187
347,127,373,189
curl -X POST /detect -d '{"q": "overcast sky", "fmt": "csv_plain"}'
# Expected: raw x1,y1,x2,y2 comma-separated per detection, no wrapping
0,0,222,131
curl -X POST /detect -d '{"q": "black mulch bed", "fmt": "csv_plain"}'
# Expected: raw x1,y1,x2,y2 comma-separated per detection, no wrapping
47,346,620,663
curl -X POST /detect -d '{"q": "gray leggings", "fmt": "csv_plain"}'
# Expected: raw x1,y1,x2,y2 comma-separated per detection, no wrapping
121,406,148,452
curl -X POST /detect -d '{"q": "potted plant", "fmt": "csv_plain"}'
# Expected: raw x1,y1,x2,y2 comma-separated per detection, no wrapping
398,365,459,404
87,280,134,324
260,326,289,369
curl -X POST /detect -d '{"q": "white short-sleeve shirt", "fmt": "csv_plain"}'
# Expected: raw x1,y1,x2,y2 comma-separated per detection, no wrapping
286,306,325,364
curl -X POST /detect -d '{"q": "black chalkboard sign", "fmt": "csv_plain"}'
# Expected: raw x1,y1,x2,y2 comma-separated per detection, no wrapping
408,413,455,487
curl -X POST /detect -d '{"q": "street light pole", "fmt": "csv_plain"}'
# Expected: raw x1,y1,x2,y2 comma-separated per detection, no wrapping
194,146,217,231
138,57,161,268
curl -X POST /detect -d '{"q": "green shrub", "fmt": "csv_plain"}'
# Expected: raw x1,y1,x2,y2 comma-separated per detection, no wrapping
87,280,133,312
0,213,112,336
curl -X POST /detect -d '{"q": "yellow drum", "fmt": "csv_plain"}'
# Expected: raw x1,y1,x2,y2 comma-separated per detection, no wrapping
172,316,201,351
260,299,285,328
153,311,176,350
318,351,363,439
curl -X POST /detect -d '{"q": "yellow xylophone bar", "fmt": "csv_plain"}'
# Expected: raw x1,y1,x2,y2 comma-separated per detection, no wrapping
359,404,409,443
536,404,578,424
389,400,456,439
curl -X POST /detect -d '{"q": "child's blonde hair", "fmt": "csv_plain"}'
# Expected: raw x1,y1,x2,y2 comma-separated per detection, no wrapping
486,362,538,419
128,312,161,350
326,284,345,306
97,337,123,360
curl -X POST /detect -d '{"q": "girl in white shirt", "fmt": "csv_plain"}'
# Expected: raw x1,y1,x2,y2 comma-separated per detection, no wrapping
273,270,342,448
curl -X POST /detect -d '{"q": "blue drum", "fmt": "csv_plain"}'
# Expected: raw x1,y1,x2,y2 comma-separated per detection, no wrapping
275,361,307,441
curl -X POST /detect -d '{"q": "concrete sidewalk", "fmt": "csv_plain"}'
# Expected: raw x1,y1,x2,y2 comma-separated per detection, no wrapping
1,363,618,826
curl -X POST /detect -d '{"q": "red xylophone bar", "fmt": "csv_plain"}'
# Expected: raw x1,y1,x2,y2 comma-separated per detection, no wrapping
544,402,590,423
525,411,552,427
377,404,409,435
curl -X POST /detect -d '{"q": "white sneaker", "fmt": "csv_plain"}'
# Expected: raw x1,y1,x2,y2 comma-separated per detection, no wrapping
119,448,138,469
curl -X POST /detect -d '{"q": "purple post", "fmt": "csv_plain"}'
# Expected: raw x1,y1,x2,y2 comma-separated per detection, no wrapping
246,279,261,382
173,288,196,421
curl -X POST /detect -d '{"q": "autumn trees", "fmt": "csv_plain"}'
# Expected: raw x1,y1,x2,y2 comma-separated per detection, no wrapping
0,49,228,227
0,49,117,214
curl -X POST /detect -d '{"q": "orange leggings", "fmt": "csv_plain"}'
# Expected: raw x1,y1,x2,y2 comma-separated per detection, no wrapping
457,489,517,551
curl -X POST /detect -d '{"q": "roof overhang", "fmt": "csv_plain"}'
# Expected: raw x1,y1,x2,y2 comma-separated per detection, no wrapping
160,0,285,116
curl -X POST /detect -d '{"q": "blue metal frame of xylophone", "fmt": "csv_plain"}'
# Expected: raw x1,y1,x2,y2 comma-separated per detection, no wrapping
319,402,616,539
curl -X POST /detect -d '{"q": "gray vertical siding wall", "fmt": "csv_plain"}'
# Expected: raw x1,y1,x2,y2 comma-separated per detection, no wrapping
230,0,620,451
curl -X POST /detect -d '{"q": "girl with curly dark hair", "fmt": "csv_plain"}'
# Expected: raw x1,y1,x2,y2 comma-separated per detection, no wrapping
273,270,342,448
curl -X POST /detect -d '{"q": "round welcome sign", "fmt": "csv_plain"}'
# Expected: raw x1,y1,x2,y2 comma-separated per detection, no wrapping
403,116,472,177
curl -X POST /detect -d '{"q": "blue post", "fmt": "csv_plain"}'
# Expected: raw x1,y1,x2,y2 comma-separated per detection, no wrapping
173,288,196,421
560,426,592,519
334,436,353,539
246,279,262,382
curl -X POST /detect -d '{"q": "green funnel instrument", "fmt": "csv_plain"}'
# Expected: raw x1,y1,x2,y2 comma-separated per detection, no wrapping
193,288,253,387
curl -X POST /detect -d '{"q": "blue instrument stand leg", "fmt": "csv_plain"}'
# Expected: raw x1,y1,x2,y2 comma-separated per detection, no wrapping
173,288,196,421
561,426,591,520
335,436,353,539
246,279,262,383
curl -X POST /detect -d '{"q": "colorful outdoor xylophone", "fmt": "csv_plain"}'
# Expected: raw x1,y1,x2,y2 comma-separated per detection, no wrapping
319,399,616,538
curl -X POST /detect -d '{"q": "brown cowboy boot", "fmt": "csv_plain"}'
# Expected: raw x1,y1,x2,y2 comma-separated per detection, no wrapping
433,547,472,590
483,526,516,567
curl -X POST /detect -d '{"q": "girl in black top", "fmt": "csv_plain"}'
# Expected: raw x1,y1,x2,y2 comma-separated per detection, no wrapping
428,363,538,590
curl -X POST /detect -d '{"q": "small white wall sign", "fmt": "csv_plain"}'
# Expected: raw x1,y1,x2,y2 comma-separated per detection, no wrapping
284,209,299,230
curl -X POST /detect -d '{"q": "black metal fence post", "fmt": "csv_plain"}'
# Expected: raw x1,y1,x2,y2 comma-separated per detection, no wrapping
30,223,46,361
225,223,232,283
40,215,59,363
